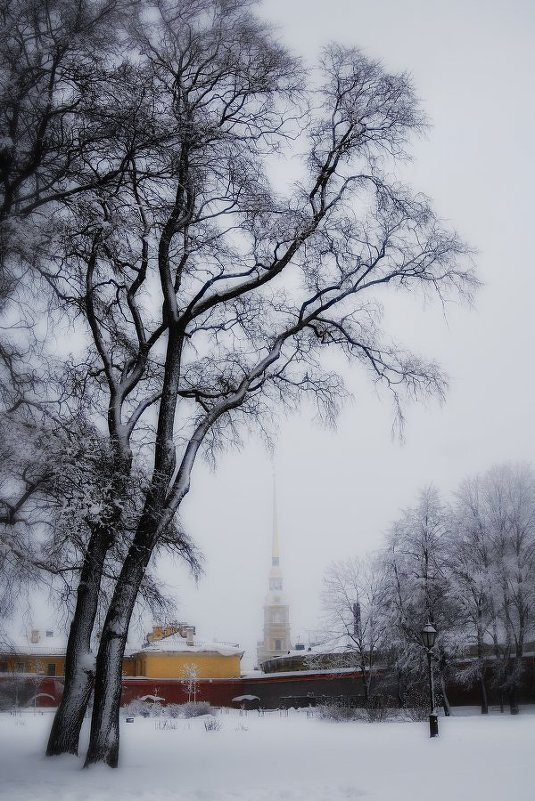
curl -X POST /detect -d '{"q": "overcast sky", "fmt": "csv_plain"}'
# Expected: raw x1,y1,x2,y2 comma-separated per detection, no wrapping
18,0,532,665
148,0,535,667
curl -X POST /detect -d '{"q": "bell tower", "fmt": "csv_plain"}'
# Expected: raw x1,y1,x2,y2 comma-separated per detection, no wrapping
257,481,291,667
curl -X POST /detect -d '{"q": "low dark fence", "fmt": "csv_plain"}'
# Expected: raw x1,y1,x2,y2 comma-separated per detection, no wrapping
2,655,534,710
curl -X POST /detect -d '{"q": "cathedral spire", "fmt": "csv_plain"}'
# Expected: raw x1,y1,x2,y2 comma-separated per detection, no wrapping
257,471,291,668
271,476,280,569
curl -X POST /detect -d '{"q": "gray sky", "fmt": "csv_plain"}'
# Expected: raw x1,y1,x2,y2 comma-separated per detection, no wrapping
148,0,535,665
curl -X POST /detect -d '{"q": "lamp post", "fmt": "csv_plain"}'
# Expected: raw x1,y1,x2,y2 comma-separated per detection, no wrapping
421,622,438,738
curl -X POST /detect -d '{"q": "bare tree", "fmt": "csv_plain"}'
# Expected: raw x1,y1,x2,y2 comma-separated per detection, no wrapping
452,464,535,714
0,0,141,415
0,0,125,670
0,0,133,223
321,556,385,703
0,0,190,755
83,13,474,759
449,477,497,713
379,487,459,713
2,0,476,767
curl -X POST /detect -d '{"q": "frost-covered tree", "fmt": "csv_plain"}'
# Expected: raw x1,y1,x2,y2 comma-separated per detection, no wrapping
321,556,385,702
181,663,200,704
2,0,477,767
448,477,497,713
379,487,459,712
451,464,535,714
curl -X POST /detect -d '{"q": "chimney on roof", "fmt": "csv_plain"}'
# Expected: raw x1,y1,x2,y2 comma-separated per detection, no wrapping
146,623,183,644
185,626,195,646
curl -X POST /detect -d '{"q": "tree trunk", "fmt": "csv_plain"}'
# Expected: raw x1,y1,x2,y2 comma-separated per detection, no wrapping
476,631,488,714
395,670,404,708
508,687,519,715
439,674,451,716
479,673,489,714
46,529,110,756
83,622,129,768
508,657,520,715
47,450,130,757
361,664,370,704
85,323,194,766
437,651,451,716
84,536,151,768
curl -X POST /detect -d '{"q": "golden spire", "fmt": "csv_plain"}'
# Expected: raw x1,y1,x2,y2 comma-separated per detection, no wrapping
269,471,282,586
272,474,280,568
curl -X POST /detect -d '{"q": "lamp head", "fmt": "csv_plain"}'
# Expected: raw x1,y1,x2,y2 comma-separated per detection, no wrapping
421,622,437,649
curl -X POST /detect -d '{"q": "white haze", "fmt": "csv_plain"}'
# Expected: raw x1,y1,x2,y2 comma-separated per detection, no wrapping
151,0,535,667
15,1,535,665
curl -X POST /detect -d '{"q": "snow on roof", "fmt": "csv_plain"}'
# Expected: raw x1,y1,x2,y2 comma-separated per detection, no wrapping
232,695,260,702
243,666,361,680
139,694,165,702
3,645,67,657
2,630,67,656
133,632,243,658
288,640,356,657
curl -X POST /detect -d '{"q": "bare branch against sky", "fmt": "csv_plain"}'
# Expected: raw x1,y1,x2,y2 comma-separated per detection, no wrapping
6,0,535,669
165,0,535,664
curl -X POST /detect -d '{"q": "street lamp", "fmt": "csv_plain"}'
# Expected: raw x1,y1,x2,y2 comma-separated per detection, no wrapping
421,622,438,738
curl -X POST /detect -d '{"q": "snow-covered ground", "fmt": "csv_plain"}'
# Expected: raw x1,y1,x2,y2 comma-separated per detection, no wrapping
0,707,532,801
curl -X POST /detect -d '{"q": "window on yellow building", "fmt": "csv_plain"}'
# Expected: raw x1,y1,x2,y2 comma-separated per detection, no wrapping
47,664,56,676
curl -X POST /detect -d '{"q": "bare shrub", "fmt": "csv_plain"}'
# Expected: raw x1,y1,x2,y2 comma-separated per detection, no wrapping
364,697,397,722
182,701,214,718
155,719,177,731
165,704,183,719
401,688,429,721
122,699,163,718
317,701,359,722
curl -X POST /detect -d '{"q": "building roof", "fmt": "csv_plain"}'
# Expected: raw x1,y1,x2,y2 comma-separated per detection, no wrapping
1,629,67,657
132,632,244,658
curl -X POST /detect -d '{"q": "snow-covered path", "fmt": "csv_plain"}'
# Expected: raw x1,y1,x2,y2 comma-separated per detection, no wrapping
0,708,531,801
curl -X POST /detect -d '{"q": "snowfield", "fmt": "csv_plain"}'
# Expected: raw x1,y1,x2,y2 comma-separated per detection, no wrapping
0,708,532,801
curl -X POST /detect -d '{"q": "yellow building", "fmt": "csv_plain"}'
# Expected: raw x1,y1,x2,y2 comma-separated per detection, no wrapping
0,629,66,677
1,623,243,681
129,625,243,679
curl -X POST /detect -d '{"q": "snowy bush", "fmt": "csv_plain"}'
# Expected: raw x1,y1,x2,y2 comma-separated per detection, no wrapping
181,701,214,718
204,717,222,732
122,699,215,719
317,697,402,723
400,688,429,721
165,704,183,718
362,696,398,722
317,701,359,722
122,699,164,718
0,677,41,711
0,689,13,711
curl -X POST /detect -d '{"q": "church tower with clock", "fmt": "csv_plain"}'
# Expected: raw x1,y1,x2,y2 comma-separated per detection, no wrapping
256,487,292,668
